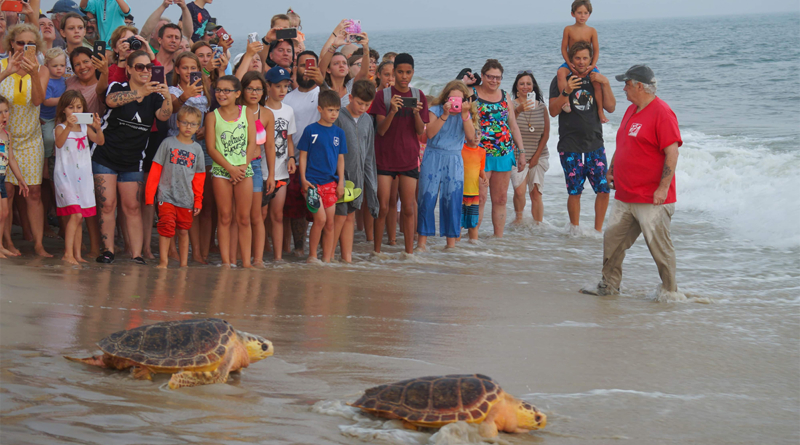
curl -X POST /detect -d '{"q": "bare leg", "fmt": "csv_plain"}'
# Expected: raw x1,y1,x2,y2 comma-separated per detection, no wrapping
593,80,608,123
488,171,510,238
178,229,190,267
198,168,215,261
567,194,581,227
530,184,544,223
0,197,11,257
557,66,571,113
386,176,399,245
118,181,144,259
250,189,265,266
477,171,491,231
234,178,253,268
512,180,527,224
307,204,326,262
213,178,234,266
24,185,52,256
373,174,393,253
398,175,417,254
157,235,170,269
73,216,86,262
335,212,355,262
140,172,155,259
85,215,101,257
269,187,287,260
93,174,117,254
1,186,19,255
62,213,81,265
290,217,307,256
594,192,609,232
320,205,336,262
362,205,374,241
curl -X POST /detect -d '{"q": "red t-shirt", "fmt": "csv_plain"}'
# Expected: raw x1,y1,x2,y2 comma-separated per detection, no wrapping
368,86,430,172
614,97,682,204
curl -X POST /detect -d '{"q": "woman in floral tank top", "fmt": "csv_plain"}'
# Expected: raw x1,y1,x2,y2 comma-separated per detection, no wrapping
473,59,526,237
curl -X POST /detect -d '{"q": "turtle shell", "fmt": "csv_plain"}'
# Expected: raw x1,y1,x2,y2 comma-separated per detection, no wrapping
351,374,504,427
98,318,236,369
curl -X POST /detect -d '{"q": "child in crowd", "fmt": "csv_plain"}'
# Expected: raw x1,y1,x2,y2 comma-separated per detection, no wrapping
333,79,377,263
298,89,347,263
40,48,67,202
206,75,258,268
59,13,88,78
558,0,606,122
263,65,295,261
286,8,305,52
145,106,206,269
461,103,487,242
0,96,28,258
53,91,104,265
186,0,212,42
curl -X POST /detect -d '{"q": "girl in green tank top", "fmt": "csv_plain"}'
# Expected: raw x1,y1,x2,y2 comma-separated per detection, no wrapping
205,76,258,268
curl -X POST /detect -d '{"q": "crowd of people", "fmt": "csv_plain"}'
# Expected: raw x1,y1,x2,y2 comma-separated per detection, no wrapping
0,0,682,295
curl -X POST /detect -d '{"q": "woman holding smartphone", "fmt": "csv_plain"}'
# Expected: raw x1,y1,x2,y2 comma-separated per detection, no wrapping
416,80,478,251
472,59,526,238
511,70,550,225
0,24,49,257
92,50,172,265
319,20,371,107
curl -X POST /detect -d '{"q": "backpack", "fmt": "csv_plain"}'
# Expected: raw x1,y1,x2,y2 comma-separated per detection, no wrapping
383,86,421,112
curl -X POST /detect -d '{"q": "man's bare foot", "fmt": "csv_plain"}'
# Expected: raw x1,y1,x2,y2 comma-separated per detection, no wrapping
306,256,320,264
156,260,168,269
62,255,79,265
192,255,208,265
562,102,571,113
35,246,53,257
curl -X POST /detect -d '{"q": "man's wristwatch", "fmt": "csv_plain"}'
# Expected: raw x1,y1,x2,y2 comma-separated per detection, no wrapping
561,89,569,97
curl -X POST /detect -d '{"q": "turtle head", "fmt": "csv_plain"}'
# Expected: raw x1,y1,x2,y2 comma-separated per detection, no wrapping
236,330,274,362
515,399,546,430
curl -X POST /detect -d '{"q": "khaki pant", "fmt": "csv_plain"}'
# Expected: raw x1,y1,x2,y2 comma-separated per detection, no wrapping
602,201,677,292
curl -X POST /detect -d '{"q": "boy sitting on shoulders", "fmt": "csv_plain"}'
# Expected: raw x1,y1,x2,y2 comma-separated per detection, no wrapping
333,80,378,263
557,0,607,123
298,90,348,263
145,106,206,269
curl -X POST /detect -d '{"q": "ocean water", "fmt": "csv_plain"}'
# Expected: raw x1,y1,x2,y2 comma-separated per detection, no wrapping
1,12,798,445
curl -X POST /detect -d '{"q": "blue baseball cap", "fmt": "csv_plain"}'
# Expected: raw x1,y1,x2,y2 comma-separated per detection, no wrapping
47,0,86,16
265,65,291,84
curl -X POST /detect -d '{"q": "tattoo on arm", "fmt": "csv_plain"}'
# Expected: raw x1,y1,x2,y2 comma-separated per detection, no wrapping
661,165,672,179
107,90,141,107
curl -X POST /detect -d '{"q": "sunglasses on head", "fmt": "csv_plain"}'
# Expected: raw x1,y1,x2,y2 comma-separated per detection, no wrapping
518,70,533,75
133,63,154,72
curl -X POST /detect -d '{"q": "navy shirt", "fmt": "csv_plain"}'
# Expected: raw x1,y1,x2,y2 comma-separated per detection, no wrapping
297,122,348,185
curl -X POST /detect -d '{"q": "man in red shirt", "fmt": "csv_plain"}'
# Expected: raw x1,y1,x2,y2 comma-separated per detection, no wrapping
590,65,682,296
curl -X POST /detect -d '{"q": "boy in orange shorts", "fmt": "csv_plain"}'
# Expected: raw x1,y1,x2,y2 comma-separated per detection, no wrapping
145,107,206,268
298,90,347,263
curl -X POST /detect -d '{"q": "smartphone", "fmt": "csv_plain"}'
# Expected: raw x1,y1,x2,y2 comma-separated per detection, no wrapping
305,58,316,70
526,92,537,108
345,19,361,43
400,97,418,109
189,71,202,86
211,45,223,59
74,113,93,125
448,96,462,112
275,28,298,40
215,26,231,42
0,1,23,12
151,66,165,84
92,40,106,59
24,44,36,61
247,32,258,44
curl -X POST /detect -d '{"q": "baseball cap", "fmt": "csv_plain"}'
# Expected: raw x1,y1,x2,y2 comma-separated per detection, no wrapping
47,0,86,16
615,65,655,84
265,65,291,83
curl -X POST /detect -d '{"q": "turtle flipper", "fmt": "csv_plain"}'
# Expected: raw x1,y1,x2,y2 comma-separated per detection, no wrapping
168,369,228,389
64,355,109,368
131,366,153,380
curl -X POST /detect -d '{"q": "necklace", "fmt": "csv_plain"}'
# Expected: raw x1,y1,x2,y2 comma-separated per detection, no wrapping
521,101,534,133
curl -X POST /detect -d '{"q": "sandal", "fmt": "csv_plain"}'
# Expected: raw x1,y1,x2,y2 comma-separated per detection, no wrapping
132,256,147,265
96,250,115,264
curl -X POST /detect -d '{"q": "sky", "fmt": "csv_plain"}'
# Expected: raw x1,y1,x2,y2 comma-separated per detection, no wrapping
45,0,799,35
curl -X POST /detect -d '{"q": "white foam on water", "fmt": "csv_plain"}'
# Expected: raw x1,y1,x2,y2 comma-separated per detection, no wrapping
312,400,510,445
524,388,753,401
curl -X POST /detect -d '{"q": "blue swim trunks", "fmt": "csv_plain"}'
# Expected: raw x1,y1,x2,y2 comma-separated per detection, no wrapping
559,147,610,195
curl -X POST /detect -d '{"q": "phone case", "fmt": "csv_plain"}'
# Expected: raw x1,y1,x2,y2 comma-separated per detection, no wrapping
1,1,23,13
212,45,223,59
74,113,93,125
151,66,165,84
305,59,316,69
189,72,202,85
401,97,417,108
247,33,258,44
275,28,297,40
93,41,106,57
215,27,231,41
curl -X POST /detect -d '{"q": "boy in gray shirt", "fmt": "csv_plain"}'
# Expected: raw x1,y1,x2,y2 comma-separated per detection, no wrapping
333,80,378,263
145,107,206,268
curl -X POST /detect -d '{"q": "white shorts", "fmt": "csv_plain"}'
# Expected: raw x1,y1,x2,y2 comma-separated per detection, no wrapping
511,149,550,191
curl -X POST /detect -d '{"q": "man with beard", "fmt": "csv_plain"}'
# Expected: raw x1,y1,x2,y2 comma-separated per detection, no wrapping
83,12,98,45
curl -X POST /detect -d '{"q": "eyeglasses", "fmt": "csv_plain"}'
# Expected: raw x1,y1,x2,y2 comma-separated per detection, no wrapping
517,70,533,75
484,74,503,82
206,31,215,36
214,88,237,94
15,41,36,47
245,87,263,93
88,19,97,24
133,63,154,72
177,120,200,128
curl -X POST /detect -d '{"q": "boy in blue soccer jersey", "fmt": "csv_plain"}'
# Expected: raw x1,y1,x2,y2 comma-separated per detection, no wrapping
298,90,347,263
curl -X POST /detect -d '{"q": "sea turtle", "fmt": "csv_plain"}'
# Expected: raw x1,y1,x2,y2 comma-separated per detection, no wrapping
64,318,274,389
351,374,546,438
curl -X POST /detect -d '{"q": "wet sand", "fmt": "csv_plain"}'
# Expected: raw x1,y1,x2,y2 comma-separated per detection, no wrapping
1,227,798,444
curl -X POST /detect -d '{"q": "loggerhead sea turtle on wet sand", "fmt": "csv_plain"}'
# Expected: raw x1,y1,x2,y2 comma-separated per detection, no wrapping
65,318,274,389
350,374,546,438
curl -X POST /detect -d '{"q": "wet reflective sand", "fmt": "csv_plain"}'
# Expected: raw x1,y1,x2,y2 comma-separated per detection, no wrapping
2,231,798,445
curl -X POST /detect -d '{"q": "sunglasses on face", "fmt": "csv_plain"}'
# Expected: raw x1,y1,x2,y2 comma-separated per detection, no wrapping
214,88,237,94
206,31,215,36
133,63,154,72
484,74,503,81
15,41,35,47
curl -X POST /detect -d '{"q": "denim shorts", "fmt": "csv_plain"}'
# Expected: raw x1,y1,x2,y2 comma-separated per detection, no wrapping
0,175,6,199
251,159,264,192
92,161,144,183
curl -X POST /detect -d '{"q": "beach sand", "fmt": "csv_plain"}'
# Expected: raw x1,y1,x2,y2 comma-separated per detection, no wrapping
1,227,797,444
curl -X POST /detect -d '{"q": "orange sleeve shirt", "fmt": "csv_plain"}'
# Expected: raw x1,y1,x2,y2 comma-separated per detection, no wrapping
462,144,486,196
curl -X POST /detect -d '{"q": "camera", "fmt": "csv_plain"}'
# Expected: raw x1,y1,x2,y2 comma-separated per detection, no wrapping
125,36,142,51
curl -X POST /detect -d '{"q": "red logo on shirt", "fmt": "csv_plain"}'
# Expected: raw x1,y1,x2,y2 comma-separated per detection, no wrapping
170,148,196,168
628,123,642,137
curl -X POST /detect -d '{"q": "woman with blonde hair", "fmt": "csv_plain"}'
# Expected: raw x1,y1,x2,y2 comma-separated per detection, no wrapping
0,23,49,256
107,25,154,84
416,80,478,251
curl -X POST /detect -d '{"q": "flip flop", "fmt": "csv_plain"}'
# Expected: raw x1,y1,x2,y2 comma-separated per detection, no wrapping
336,180,362,204
306,186,321,213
